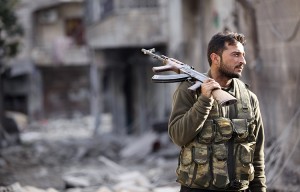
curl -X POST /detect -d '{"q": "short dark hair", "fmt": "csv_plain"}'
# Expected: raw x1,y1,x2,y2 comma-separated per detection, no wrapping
207,31,246,66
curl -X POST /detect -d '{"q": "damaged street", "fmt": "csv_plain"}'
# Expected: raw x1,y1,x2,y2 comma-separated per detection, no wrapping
0,117,180,192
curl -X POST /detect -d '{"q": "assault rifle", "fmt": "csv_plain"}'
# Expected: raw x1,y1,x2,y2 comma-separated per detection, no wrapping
141,48,237,106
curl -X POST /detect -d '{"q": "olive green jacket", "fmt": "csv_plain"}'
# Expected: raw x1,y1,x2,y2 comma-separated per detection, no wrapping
168,79,267,192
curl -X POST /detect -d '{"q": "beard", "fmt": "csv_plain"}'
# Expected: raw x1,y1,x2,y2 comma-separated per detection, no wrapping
219,58,241,79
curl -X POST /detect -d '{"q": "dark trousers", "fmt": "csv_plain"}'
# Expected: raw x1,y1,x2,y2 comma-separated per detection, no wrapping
180,185,249,192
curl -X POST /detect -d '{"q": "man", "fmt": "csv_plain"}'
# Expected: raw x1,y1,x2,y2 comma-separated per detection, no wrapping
168,31,267,192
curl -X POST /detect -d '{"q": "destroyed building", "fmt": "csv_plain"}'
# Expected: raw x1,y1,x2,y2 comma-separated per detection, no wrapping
1,0,300,191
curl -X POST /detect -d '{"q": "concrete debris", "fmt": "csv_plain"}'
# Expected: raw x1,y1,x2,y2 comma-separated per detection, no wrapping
95,186,113,192
98,156,127,173
5,111,28,131
153,186,180,192
0,183,60,192
0,183,180,192
115,171,152,188
28,117,94,140
0,118,180,192
20,132,43,144
63,175,90,188
113,184,149,192
120,131,158,161
22,186,59,192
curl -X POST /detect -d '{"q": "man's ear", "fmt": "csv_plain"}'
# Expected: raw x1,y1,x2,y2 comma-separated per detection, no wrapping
210,53,220,65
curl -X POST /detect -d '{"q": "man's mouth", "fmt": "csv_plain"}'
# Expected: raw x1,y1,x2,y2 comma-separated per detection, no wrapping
235,65,243,71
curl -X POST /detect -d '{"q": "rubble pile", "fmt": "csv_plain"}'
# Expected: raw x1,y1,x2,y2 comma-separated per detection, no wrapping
0,117,180,192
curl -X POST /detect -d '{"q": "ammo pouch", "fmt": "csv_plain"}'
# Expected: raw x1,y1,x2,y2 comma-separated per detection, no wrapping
212,143,230,188
176,144,211,188
234,142,255,183
176,117,256,190
214,117,233,143
197,117,233,144
232,119,256,143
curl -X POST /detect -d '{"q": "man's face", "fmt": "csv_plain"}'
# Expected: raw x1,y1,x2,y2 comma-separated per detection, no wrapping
218,42,246,78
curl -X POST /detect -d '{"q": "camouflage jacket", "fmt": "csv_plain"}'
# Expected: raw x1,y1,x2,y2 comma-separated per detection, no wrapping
168,78,267,192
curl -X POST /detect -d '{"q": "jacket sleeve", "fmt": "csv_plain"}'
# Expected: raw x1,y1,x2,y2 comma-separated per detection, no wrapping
168,81,214,146
249,94,267,192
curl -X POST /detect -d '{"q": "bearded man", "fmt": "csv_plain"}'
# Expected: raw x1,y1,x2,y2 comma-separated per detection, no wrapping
168,31,267,192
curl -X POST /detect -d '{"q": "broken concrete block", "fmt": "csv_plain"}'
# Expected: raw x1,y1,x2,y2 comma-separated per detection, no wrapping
96,186,113,192
98,156,127,173
116,171,152,188
63,175,90,188
113,181,150,192
153,186,180,192
23,185,60,192
120,132,158,160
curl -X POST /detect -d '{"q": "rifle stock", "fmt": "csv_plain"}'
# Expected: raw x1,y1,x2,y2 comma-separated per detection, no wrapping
211,89,237,106
187,81,237,106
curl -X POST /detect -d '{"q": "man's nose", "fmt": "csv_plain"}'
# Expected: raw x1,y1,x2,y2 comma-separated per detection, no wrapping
240,56,246,65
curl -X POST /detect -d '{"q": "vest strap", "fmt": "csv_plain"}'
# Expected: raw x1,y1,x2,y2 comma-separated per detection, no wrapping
233,79,253,120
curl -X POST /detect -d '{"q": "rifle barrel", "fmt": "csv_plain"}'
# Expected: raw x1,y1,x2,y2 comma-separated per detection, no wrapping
141,49,165,62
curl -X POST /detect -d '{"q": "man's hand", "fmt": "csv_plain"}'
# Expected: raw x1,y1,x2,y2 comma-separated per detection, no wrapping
201,78,221,99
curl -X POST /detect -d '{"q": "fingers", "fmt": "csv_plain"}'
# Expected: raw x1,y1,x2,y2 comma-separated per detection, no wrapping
201,78,221,98
203,78,221,89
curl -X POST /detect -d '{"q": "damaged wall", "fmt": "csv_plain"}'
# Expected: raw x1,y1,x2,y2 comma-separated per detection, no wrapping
93,47,169,135
38,66,90,119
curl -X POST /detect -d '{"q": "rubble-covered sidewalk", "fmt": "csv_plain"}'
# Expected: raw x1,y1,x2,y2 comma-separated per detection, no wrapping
0,117,181,192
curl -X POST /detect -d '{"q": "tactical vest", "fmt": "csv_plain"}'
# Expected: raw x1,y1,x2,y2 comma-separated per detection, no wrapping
176,79,257,191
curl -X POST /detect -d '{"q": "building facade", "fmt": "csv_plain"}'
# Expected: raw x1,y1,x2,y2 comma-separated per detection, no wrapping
3,0,94,123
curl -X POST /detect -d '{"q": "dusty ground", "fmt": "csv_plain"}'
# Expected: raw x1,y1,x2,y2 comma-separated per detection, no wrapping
0,117,180,192
2,117,299,192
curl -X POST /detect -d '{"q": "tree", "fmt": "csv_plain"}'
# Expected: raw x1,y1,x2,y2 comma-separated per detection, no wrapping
0,0,23,147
